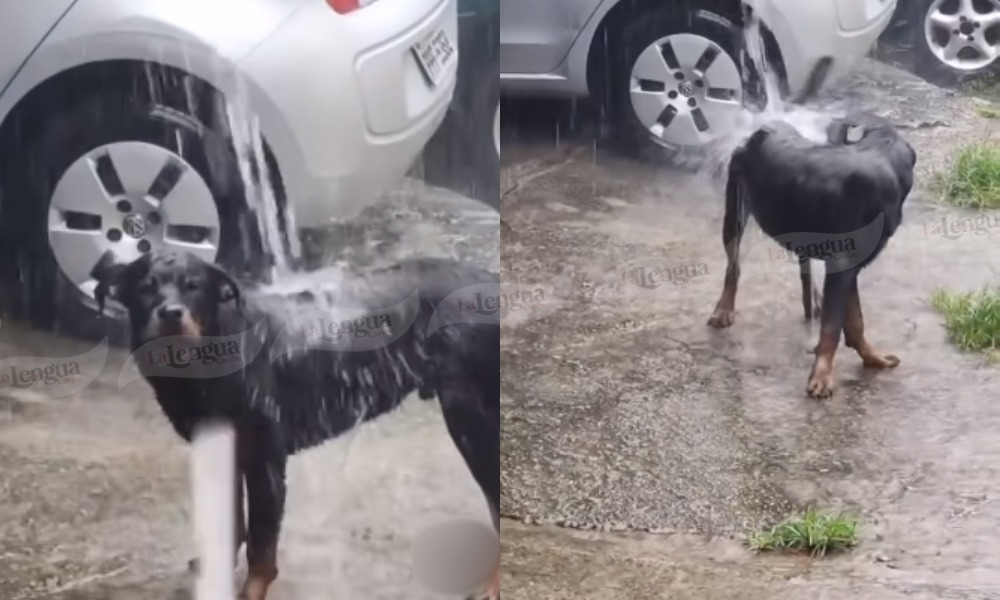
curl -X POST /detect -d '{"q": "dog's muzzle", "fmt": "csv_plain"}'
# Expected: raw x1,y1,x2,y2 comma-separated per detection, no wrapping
158,305,186,322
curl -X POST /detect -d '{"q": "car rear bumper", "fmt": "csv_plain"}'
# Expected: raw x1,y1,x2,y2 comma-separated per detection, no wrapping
241,0,458,225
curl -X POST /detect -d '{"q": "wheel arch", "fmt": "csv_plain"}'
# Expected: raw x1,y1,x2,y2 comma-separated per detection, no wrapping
0,59,287,222
584,0,789,102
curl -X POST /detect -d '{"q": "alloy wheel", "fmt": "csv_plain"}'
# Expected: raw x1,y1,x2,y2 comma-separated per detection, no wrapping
47,141,221,300
629,32,743,147
924,0,1000,72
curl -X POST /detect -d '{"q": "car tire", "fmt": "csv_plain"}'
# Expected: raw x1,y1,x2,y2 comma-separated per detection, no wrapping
605,4,761,160
909,0,1000,87
474,68,501,210
0,84,273,342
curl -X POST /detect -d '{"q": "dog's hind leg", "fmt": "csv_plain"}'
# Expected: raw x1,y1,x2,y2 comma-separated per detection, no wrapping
844,278,900,369
799,258,822,321
807,270,855,399
240,436,286,600
708,175,750,329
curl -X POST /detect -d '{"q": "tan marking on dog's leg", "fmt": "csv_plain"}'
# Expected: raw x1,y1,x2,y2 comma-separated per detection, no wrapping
844,285,900,369
466,560,500,600
807,329,839,399
708,282,738,328
487,562,500,600
239,560,278,600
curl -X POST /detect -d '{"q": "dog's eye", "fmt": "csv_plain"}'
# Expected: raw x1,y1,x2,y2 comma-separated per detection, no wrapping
183,278,201,292
138,279,157,294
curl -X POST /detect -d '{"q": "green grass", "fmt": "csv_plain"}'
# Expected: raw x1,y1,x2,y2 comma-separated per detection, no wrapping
963,75,1000,102
976,105,1000,120
931,288,1000,359
937,143,1000,209
746,509,859,557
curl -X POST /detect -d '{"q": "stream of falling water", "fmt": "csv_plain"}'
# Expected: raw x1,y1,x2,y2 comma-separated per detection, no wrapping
685,8,849,183
225,84,302,282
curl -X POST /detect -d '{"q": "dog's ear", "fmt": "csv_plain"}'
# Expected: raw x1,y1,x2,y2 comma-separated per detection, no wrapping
206,263,242,306
90,250,128,315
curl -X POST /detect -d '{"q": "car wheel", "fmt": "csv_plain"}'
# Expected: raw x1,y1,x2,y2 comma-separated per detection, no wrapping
607,5,757,158
0,86,271,341
911,0,1000,87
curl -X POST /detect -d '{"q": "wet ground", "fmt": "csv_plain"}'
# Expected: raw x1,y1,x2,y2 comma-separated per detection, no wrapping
0,183,499,600
500,58,1000,598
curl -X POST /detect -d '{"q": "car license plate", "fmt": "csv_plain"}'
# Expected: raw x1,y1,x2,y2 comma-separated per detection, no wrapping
413,27,456,87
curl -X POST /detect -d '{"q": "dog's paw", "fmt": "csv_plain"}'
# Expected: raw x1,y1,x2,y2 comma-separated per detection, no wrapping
862,353,900,369
707,309,736,329
806,372,835,399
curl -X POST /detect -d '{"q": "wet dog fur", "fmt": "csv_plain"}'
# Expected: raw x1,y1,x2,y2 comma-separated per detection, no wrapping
707,117,917,399
91,251,500,600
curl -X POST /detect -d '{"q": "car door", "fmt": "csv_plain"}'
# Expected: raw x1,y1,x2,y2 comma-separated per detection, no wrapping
0,0,78,93
500,0,604,74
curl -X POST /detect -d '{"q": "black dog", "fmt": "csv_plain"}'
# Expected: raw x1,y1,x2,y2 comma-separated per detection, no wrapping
707,118,917,399
91,250,500,600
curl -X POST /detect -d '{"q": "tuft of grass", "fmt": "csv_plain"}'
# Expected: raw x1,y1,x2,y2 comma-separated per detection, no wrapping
746,509,859,557
963,75,1000,102
931,288,1000,359
938,143,1000,209
976,105,1000,119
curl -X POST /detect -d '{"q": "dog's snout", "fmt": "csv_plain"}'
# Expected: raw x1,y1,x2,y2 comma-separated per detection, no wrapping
157,305,185,322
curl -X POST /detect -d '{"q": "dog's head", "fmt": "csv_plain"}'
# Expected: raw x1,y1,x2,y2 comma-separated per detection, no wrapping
90,250,241,344
827,116,917,168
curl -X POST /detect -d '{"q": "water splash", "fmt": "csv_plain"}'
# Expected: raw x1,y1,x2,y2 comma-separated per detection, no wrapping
692,8,848,184
225,87,302,281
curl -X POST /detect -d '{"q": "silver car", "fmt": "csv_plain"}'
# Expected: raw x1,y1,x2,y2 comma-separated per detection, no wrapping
0,0,459,338
501,0,897,152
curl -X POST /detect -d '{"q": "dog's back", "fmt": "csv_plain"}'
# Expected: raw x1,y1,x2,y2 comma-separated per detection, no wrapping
229,259,499,454
729,121,914,242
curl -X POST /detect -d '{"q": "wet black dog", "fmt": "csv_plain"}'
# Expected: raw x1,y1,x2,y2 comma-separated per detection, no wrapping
707,117,917,399
91,250,500,600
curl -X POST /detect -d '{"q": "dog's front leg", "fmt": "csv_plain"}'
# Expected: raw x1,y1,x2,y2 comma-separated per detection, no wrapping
241,446,286,600
807,270,854,399
844,278,900,369
708,176,750,329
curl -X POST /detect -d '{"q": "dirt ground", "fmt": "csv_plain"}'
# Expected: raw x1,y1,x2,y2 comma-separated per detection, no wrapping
0,184,499,600
499,58,1000,599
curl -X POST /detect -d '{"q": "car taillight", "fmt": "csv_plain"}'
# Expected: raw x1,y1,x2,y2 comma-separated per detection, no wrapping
327,0,377,14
